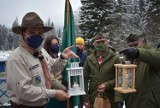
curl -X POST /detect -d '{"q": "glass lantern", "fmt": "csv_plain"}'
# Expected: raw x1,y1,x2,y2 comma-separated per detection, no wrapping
114,61,136,94
66,62,86,96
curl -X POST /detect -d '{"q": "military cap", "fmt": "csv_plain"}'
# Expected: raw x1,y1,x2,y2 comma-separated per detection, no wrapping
127,33,145,43
93,33,108,41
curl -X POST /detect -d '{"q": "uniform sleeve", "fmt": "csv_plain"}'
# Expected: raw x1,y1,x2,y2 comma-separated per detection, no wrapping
138,48,160,70
48,55,67,91
50,74,66,91
50,57,67,73
41,48,67,73
6,58,56,102
41,48,67,91
82,57,90,102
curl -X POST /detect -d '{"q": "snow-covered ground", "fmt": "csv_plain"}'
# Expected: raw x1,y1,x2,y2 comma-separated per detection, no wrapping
0,51,12,61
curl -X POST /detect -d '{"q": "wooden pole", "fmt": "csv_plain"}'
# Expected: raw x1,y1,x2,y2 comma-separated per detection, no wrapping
115,67,118,88
66,1,70,107
67,98,70,108
132,67,135,89
66,0,70,34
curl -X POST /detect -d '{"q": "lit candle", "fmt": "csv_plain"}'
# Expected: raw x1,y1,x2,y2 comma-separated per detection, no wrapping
73,82,79,88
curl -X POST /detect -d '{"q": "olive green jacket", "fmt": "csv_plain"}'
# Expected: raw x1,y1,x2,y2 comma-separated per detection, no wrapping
115,46,160,108
82,49,120,108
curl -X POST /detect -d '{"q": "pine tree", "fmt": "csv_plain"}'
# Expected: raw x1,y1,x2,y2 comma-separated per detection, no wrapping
139,0,160,46
79,0,99,39
12,17,22,49
57,28,62,43
0,24,8,50
79,0,118,40
45,18,56,36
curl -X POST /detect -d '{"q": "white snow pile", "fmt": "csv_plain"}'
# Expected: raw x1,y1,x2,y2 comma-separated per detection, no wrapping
0,51,12,61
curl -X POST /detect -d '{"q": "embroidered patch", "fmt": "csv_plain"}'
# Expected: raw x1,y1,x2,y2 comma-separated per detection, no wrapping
35,75,41,84
29,64,39,71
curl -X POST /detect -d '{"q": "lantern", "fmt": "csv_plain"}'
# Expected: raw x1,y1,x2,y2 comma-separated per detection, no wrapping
114,61,136,94
66,61,85,96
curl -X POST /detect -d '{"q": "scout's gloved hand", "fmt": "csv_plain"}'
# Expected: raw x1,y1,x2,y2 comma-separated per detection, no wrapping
115,102,123,108
119,48,139,60
157,43,160,48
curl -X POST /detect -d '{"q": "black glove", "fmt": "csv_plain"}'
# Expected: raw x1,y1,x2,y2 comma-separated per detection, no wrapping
157,43,160,48
115,102,123,108
119,48,139,60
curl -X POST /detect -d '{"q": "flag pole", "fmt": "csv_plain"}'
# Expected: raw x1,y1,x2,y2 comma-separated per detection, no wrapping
67,98,70,108
66,0,70,34
66,1,70,108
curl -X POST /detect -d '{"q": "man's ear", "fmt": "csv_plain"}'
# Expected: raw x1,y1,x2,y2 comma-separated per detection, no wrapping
21,32,26,40
107,39,110,44
141,38,146,44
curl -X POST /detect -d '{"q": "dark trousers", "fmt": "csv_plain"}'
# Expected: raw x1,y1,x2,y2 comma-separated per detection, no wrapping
10,101,46,108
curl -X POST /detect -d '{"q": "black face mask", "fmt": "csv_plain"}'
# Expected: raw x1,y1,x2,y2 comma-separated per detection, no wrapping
26,35,44,48
51,44,59,54
76,47,83,56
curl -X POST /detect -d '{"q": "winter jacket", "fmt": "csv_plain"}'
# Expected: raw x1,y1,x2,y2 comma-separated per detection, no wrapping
82,49,120,108
78,52,87,67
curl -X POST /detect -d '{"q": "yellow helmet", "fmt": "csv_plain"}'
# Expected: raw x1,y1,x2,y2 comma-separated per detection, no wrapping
76,37,84,45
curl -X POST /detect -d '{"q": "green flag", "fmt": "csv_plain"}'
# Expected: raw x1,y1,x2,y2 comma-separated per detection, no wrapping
61,0,80,107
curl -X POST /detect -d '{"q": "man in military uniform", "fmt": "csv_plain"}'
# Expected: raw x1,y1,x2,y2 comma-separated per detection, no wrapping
82,33,120,108
115,33,160,108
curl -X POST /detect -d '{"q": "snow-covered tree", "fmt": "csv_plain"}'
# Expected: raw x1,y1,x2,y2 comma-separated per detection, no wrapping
45,18,56,36
140,0,160,46
12,17,22,49
0,24,8,50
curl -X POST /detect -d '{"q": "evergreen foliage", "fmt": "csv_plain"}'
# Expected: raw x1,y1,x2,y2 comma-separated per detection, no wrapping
1,0,160,51
79,0,160,51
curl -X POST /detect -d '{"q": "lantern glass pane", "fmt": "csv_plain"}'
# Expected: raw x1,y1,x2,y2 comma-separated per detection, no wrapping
70,76,80,88
118,68,123,87
127,68,133,88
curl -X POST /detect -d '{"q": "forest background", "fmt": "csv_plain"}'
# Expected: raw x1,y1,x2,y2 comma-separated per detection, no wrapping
0,0,160,53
